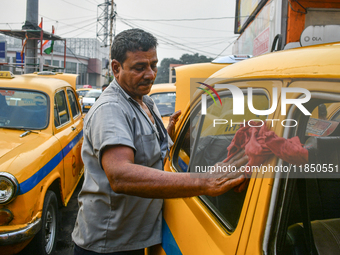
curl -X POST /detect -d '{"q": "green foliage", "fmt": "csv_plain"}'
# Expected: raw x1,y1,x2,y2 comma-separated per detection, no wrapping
154,53,213,84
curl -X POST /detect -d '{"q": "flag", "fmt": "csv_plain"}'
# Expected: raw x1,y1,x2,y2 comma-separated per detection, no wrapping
42,40,54,54
42,26,54,54
21,34,28,62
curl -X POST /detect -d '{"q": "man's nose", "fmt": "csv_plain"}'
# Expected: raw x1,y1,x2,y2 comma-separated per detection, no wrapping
144,66,157,80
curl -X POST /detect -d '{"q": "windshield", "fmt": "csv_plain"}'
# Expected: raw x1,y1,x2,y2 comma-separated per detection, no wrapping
150,92,176,116
0,89,49,130
85,90,101,98
77,90,90,97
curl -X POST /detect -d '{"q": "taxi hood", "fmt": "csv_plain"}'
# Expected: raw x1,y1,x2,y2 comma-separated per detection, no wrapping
0,129,41,159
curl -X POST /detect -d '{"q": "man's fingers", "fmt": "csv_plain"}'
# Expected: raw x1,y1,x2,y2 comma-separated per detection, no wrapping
218,175,245,195
170,110,181,123
231,154,249,169
172,110,181,119
233,149,246,160
223,149,246,164
224,169,244,179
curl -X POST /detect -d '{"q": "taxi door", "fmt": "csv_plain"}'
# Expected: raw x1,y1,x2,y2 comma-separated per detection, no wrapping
153,80,281,255
65,88,83,192
53,88,83,204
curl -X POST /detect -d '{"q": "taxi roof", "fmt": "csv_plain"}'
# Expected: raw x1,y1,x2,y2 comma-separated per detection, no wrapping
207,43,340,82
149,83,176,94
0,74,73,95
174,62,233,112
24,72,78,90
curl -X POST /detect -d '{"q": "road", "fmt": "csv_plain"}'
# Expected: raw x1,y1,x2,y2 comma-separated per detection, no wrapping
55,178,82,255
18,178,83,255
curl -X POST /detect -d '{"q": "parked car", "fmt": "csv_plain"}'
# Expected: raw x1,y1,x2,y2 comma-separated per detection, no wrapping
76,88,93,105
25,71,78,91
174,54,252,113
81,89,102,113
149,83,176,127
0,71,84,255
149,43,340,255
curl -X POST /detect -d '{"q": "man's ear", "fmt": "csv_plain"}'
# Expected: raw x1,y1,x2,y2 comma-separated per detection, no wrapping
111,60,121,79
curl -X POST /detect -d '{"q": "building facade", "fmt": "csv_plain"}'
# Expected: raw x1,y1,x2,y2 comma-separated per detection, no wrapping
0,35,110,89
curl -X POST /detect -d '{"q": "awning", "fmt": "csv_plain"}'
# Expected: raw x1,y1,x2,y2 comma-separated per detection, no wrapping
0,29,64,41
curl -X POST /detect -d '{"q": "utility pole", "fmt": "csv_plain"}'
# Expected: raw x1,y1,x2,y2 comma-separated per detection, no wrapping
108,0,116,79
96,0,110,47
22,0,39,73
97,0,116,83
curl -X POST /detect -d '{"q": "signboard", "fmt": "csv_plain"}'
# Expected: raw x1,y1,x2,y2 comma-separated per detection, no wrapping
253,27,270,56
300,25,340,47
235,0,268,33
233,0,278,56
16,52,24,66
0,41,6,63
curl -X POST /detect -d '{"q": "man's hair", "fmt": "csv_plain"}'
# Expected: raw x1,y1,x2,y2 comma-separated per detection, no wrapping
111,28,158,64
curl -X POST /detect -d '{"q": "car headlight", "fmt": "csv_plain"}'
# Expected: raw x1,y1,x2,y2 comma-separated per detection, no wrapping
0,172,19,204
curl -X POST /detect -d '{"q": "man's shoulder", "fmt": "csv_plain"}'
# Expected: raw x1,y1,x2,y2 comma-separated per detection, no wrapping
84,90,131,125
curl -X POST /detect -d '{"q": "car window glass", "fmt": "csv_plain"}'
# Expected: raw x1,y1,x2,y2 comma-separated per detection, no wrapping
77,90,90,97
173,90,269,231
277,94,340,255
67,89,80,118
0,89,48,129
85,90,102,98
54,90,70,127
150,92,176,116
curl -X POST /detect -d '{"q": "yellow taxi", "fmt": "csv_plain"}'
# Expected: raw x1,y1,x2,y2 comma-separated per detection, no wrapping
150,43,340,255
76,88,92,99
174,55,252,112
0,71,84,255
25,71,78,91
149,83,176,127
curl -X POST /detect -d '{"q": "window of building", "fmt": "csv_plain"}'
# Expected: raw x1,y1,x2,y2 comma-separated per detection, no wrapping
65,62,77,74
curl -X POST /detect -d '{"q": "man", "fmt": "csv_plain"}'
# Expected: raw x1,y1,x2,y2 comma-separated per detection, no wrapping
72,28,247,255
102,84,109,92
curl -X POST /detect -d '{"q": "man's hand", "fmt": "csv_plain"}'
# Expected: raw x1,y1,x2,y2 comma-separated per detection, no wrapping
200,150,249,197
167,110,181,140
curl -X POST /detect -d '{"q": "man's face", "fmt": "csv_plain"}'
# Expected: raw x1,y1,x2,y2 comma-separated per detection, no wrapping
112,48,158,100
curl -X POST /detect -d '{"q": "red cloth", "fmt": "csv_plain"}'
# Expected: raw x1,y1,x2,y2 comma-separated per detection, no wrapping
224,121,308,178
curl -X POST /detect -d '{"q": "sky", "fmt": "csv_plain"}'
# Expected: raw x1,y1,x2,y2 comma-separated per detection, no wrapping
1,0,238,63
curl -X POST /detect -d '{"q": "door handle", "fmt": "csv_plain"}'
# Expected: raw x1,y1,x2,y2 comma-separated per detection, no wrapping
71,126,76,131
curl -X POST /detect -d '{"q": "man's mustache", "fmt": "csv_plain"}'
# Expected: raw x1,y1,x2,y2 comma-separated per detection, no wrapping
138,80,154,86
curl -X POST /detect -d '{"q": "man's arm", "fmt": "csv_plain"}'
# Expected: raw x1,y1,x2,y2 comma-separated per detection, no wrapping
102,145,248,198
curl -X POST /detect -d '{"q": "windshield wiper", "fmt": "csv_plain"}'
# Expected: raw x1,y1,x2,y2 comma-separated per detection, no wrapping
20,130,39,138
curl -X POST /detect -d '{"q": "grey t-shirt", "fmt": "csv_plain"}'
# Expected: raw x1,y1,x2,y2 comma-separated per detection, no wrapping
72,80,170,253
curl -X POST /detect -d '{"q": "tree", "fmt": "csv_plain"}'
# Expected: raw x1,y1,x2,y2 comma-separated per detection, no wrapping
154,53,213,84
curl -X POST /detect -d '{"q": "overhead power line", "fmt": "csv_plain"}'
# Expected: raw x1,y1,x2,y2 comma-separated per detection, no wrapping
117,16,229,33
117,16,236,22
59,20,97,36
59,0,97,13
118,19,218,57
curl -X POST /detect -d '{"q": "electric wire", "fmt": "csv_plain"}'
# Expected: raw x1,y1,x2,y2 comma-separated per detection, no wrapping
59,0,97,13
65,46,98,74
118,19,218,57
59,20,97,36
117,16,229,33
